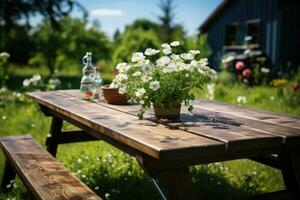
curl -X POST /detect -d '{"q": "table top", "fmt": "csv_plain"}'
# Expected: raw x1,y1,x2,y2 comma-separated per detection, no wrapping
27,90,300,164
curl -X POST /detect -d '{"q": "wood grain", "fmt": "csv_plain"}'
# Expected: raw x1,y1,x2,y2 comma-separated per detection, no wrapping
27,91,225,161
0,135,102,200
56,90,284,151
194,100,300,130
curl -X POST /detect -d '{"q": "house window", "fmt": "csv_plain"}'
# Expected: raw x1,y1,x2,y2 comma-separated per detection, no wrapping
225,23,239,46
246,19,260,45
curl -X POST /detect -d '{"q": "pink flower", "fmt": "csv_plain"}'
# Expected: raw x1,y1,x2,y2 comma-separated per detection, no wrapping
235,61,245,70
223,62,229,69
242,68,251,78
291,83,299,92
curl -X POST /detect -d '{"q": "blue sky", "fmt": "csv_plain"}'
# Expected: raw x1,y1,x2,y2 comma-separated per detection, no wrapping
73,0,223,37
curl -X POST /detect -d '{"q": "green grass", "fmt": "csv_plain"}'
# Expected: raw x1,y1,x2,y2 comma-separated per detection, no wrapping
199,83,300,116
0,91,287,200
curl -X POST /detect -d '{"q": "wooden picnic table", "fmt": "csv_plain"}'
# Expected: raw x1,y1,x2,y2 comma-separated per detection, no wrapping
27,90,300,200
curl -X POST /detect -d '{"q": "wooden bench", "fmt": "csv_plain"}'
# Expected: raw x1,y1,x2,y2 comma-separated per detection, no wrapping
0,135,102,200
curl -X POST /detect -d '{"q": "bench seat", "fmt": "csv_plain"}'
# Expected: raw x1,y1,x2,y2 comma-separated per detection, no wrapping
0,135,102,200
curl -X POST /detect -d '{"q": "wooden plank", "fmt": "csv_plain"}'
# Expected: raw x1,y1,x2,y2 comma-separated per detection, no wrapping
58,90,283,152
0,135,102,200
194,100,300,130
191,107,300,146
26,91,225,161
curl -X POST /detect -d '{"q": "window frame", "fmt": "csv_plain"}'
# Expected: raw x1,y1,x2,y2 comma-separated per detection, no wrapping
245,18,261,46
224,22,239,46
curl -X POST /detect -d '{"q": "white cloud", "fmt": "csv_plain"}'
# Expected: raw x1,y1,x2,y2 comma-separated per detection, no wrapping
90,8,124,17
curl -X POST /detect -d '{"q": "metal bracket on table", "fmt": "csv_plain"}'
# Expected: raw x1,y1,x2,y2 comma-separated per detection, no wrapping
151,178,167,200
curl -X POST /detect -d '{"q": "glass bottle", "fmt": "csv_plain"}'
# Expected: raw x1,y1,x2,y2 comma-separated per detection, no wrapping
80,52,95,100
92,67,103,99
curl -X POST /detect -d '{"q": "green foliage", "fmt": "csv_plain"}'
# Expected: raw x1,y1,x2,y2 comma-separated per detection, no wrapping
112,28,160,65
0,24,33,63
0,52,10,87
186,34,212,59
29,17,112,74
0,0,86,30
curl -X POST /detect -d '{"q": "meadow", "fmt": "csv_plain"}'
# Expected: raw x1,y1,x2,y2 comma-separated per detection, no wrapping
1,68,298,200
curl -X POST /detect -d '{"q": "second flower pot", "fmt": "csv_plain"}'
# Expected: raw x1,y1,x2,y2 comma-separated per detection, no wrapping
101,85,128,105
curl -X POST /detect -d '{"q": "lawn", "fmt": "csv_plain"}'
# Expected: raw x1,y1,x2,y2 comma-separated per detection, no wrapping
1,76,294,200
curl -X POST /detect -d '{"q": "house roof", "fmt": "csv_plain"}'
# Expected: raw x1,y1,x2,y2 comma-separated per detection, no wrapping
198,0,231,33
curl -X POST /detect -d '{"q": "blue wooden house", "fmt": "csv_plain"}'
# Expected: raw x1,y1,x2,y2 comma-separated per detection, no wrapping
198,0,300,69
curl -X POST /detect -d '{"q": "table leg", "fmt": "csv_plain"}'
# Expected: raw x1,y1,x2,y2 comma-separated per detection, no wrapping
46,116,63,157
279,149,300,196
160,167,198,200
137,156,199,200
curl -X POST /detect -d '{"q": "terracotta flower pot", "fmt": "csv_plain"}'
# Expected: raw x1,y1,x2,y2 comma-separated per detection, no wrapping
101,85,128,105
153,102,181,119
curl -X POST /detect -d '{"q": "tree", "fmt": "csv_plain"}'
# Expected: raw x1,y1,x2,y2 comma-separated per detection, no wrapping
0,0,86,64
157,0,186,43
157,0,174,42
187,34,212,58
112,28,160,65
29,17,111,74
0,0,86,29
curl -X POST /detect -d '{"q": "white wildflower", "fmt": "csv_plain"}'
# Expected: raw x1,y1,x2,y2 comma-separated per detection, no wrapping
141,74,152,82
261,67,270,73
109,81,119,89
180,53,194,60
149,81,160,91
189,50,200,55
156,56,171,67
178,63,191,71
116,62,130,73
116,62,127,70
131,52,145,62
135,88,146,97
170,54,183,62
163,63,177,73
31,74,41,82
119,85,127,94
161,43,170,49
141,64,152,72
23,79,31,87
162,47,172,55
0,52,10,58
170,41,180,46
132,71,142,77
144,48,159,56
237,96,247,104
206,83,215,100
116,73,128,82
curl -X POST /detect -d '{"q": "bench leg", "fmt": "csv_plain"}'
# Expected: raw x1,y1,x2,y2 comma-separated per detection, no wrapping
46,116,63,157
0,159,16,191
